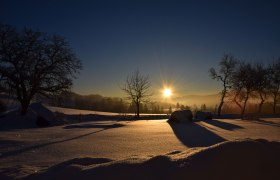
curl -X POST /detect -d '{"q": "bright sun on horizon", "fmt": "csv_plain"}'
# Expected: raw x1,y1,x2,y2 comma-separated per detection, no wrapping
163,88,172,98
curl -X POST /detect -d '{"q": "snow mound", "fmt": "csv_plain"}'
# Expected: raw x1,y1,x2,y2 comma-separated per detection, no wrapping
27,139,280,180
30,103,65,126
168,110,193,123
0,103,65,129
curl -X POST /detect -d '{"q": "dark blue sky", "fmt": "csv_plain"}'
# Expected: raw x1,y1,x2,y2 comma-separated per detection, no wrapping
1,0,280,99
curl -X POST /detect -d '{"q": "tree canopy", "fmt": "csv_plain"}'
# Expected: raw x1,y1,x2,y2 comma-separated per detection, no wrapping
0,24,82,115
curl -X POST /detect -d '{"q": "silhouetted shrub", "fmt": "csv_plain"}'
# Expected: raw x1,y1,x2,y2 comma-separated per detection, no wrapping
36,116,50,127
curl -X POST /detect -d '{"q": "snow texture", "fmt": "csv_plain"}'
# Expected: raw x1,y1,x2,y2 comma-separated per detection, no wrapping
26,139,280,180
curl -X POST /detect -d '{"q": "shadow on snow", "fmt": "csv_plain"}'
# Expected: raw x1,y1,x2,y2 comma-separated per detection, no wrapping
249,119,280,127
0,123,125,159
168,121,226,148
63,123,124,129
202,119,243,130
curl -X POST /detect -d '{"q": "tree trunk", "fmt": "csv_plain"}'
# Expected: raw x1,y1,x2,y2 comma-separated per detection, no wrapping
20,100,30,115
258,93,265,114
258,100,264,114
136,103,140,119
273,94,277,114
217,81,228,117
217,91,226,116
241,95,249,119
272,84,279,114
233,92,242,114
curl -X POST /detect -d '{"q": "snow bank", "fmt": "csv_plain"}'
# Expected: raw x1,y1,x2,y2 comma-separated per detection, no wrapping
0,109,37,129
0,103,65,129
29,103,65,126
27,139,280,180
30,103,56,121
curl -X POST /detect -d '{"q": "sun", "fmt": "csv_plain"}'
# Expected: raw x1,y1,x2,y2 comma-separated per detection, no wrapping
163,88,172,98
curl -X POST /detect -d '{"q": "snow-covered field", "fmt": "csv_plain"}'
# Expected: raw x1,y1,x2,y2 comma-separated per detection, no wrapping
0,107,280,179
48,106,167,116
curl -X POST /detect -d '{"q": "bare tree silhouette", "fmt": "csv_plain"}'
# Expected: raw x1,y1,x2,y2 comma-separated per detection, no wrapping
0,24,82,115
231,61,256,118
209,54,237,116
228,88,245,114
121,70,151,119
253,63,270,113
269,58,280,114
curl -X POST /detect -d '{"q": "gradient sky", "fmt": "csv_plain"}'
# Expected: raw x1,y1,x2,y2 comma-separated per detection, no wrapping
1,0,280,100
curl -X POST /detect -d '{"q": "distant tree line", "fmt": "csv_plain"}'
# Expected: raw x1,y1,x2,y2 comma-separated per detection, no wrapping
43,92,179,114
210,54,280,118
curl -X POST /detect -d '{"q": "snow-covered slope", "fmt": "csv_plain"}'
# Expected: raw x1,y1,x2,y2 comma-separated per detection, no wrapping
26,139,280,180
47,106,120,116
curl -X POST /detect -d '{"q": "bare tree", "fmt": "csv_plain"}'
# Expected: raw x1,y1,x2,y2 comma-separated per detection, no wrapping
228,88,245,113
209,54,237,116
231,61,256,118
253,63,270,113
0,24,82,115
269,58,280,114
121,70,151,119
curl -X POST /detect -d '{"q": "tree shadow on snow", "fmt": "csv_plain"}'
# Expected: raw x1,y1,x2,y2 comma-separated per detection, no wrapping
202,119,243,130
63,123,124,129
168,122,226,148
0,123,124,159
248,119,280,127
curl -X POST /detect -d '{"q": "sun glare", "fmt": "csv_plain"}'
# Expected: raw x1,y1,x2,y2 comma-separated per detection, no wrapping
163,88,172,98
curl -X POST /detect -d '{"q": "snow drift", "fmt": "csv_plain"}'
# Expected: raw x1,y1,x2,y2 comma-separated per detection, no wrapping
26,139,280,180
0,103,65,129
29,103,59,126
